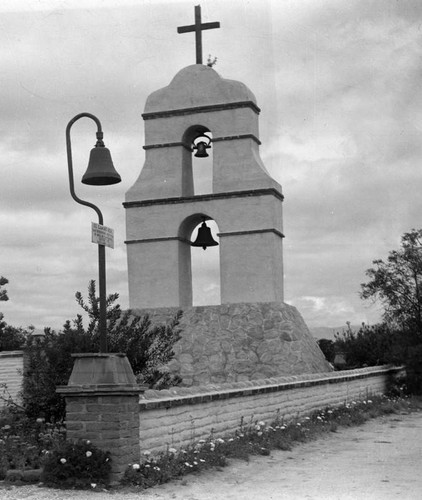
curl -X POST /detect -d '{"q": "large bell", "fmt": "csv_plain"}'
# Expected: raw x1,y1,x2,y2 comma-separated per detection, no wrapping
191,221,219,250
82,144,121,185
193,140,210,158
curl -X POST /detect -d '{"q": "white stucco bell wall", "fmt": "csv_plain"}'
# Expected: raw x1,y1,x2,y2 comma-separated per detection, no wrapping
125,63,284,308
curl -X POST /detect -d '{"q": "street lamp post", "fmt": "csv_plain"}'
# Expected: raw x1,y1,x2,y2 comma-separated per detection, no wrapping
65,112,121,353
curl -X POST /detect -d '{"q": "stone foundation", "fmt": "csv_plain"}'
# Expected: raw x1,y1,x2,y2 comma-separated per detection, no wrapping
132,301,332,386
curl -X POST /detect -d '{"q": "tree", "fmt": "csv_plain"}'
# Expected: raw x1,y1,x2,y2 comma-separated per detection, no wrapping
0,313,27,351
0,276,9,302
360,229,422,334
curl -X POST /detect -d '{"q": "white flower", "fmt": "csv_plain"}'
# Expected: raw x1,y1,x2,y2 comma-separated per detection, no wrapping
280,426,286,430
199,459,205,463
60,458,67,464
258,421,265,427
257,431,263,437
193,461,198,465
91,483,97,489
216,438,224,444
154,466,160,471
132,463,140,470
36,417,45,424
168,448,177,454
86,451,92,457
143,450,151,456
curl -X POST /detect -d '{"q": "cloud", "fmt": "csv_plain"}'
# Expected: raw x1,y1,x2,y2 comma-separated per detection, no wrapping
0,0,421,331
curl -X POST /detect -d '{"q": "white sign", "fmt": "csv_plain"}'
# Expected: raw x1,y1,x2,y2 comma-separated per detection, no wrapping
91,222,114,249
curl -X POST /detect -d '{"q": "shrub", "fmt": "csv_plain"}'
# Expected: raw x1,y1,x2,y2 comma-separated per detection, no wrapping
334,322,407,368
21,281,183,422
0,404,66,480
405,344,422,394
317,338,335,363
41,439,111,489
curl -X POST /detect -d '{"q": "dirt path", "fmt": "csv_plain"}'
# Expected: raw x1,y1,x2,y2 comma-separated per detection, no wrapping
1,410,421,500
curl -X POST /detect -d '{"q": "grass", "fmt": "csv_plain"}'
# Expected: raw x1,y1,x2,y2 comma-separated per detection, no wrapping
120,393,422,491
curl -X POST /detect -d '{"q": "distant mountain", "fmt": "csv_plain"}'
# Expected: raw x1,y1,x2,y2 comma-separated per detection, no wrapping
309,325,361,340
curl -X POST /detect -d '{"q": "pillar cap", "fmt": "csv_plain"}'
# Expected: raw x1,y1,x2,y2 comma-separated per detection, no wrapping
65,353,138,387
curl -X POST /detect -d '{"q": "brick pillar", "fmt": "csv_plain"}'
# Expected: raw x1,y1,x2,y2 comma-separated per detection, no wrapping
57,353,144,483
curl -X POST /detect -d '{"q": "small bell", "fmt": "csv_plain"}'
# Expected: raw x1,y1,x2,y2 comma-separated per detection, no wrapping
193,141,210,158
82,142,121,186
191,221,219,250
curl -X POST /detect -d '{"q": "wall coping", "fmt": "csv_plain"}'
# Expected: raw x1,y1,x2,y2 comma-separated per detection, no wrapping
139,366,403,411
57,383,146,397
0,350,23,359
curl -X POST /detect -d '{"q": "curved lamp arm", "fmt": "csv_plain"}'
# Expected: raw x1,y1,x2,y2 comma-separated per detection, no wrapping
65,112,109,352
66,112,104,225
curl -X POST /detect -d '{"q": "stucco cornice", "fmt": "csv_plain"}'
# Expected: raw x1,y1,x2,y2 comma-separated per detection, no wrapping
123,188,284,209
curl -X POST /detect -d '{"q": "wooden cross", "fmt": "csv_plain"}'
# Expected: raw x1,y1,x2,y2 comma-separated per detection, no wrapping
177,5,220,65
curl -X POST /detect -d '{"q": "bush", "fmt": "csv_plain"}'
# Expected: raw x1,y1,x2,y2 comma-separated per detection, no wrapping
22,327,95,422
317,339,335,363
21,281,183,422
0,404,66,479
405,344,422,394
41,439,111,489
333,322,408,368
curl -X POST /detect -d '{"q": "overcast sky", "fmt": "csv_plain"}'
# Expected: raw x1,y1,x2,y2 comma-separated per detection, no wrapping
0,0,421,332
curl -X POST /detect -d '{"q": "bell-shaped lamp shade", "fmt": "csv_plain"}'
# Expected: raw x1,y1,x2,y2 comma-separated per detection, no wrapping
81,146,121,185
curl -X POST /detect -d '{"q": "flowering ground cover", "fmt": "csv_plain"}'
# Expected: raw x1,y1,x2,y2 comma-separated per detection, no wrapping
1,391,420,491
120,393,421,492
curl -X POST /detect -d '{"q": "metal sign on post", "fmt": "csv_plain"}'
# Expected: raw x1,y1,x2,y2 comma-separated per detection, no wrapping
91,222,114,249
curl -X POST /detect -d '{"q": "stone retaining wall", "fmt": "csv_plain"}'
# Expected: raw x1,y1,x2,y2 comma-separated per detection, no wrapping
0,351,23,405
133,302,332,386
138,366,401,454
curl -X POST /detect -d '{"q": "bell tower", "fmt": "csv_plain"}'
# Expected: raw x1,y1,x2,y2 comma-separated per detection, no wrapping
125,5,283,309
124,6,331,385
124,61,284,308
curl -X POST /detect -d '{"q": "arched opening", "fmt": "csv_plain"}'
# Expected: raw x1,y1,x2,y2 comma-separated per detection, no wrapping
178,214,221,307
182,125,213,196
